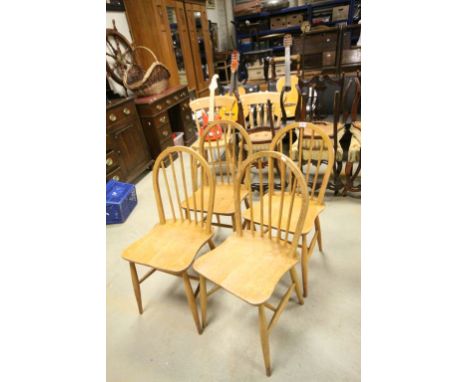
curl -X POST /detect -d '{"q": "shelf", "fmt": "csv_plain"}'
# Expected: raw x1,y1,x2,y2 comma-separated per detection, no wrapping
234,0,351,21
238,25,301,39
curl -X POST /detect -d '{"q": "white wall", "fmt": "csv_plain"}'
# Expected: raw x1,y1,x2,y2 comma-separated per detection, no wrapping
207,0,235,51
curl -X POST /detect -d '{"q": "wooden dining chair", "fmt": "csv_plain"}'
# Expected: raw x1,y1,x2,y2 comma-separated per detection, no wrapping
189,95,237,150
239,91,283,152
340,72,361,196
242,123,334,297
193,151,309,377
180,120,253,230
121,146,215,334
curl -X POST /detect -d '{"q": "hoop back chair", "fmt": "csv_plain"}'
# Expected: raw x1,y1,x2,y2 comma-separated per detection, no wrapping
340,73,361,195
239,91,282,151
181,120,253,230
122,146,216,334
194,151,309,376
242,123,334,297
189,95,237,150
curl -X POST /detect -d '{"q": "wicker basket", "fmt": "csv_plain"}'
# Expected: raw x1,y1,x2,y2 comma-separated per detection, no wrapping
123,46,170,96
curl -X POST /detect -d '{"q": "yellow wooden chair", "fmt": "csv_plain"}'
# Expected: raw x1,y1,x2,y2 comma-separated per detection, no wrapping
189,95,237,151
181,120,253,230
193,151,309,376
121,146,215,334
242,123,334,297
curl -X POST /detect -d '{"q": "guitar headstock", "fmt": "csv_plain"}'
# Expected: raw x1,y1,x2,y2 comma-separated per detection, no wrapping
230,50,239,74
209,74,219,93
283,34,292,48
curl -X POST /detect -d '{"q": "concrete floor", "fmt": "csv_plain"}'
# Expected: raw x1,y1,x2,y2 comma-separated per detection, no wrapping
107,157,361,381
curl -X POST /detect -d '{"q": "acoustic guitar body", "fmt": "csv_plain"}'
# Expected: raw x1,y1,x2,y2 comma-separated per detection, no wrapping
276,74,299,118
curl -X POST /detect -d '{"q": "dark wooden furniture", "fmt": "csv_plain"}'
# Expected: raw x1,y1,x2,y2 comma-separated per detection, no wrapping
295,23,361,76
106,97,152,183
135,85,197,160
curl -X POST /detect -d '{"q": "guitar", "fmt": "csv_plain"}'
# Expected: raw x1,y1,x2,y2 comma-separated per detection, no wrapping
220,50,244,121
277,34,299,122
200,74,223,141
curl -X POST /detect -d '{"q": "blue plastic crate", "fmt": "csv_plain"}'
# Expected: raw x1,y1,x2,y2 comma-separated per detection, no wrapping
106,180,138,225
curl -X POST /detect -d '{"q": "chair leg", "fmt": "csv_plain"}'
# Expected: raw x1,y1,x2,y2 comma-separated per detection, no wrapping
289,268,304,305
301,234,309,298
129,262,143,314
182,272,202,334
231,215,236,231
199,276,207,330
208,239,216,250
314,216,323,252
242,219,248,229
258,305,272,377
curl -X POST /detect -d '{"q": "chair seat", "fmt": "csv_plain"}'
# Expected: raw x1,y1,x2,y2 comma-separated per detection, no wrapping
181,184,249,216
122,220,213,273
242,193,325,234
193,234,298,305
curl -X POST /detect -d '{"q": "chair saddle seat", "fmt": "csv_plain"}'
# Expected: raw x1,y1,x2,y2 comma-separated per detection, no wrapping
193,234,298,305
242,193,325,234
181,184,249,215
122,220,213,273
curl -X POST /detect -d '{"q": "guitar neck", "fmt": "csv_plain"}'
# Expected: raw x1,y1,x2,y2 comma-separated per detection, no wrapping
284,46,291,89
208,90,215,121
229,71,237,96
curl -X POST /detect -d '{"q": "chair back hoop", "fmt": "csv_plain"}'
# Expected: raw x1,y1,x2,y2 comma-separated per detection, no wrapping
199,120,254,185
239,91,282,130
270,122,334,205
189,96,237,135
152,146,215,233
342,73,361,123
234,150,309,255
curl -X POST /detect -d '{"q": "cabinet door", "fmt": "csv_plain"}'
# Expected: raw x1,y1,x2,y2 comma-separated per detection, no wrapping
185,3,213,96
113,120,151,181
164,0,198,94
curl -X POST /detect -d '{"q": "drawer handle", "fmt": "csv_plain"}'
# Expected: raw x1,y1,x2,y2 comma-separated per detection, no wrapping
112,175,120,181
106,158,113,167
326,38,330,42
174,95,179,101
162,130,169,137
156,104,162,111
185,115,190,120
166,100,171,105
109,113,117,122
160,116,167,124
147,121,152,126
123,107,131,115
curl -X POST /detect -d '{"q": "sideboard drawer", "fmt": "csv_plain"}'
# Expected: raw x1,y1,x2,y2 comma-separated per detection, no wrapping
106,166,124,182
156,123,172,141
106,150,119,173
106,101,137,127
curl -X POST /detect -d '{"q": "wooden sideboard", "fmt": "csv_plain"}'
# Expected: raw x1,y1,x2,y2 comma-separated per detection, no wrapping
106,97,152,183
135,85,197,159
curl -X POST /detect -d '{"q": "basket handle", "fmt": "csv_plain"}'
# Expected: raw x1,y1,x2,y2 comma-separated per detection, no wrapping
132,45,159,64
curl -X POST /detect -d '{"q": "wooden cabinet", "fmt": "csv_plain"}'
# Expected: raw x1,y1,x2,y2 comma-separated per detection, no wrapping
124,0,214,97
106,98,152,183
136,85,196,156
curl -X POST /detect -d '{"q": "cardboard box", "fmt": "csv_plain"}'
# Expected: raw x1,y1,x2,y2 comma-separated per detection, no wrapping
270,16,287,30
286,13,304,27
332,5,349,21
